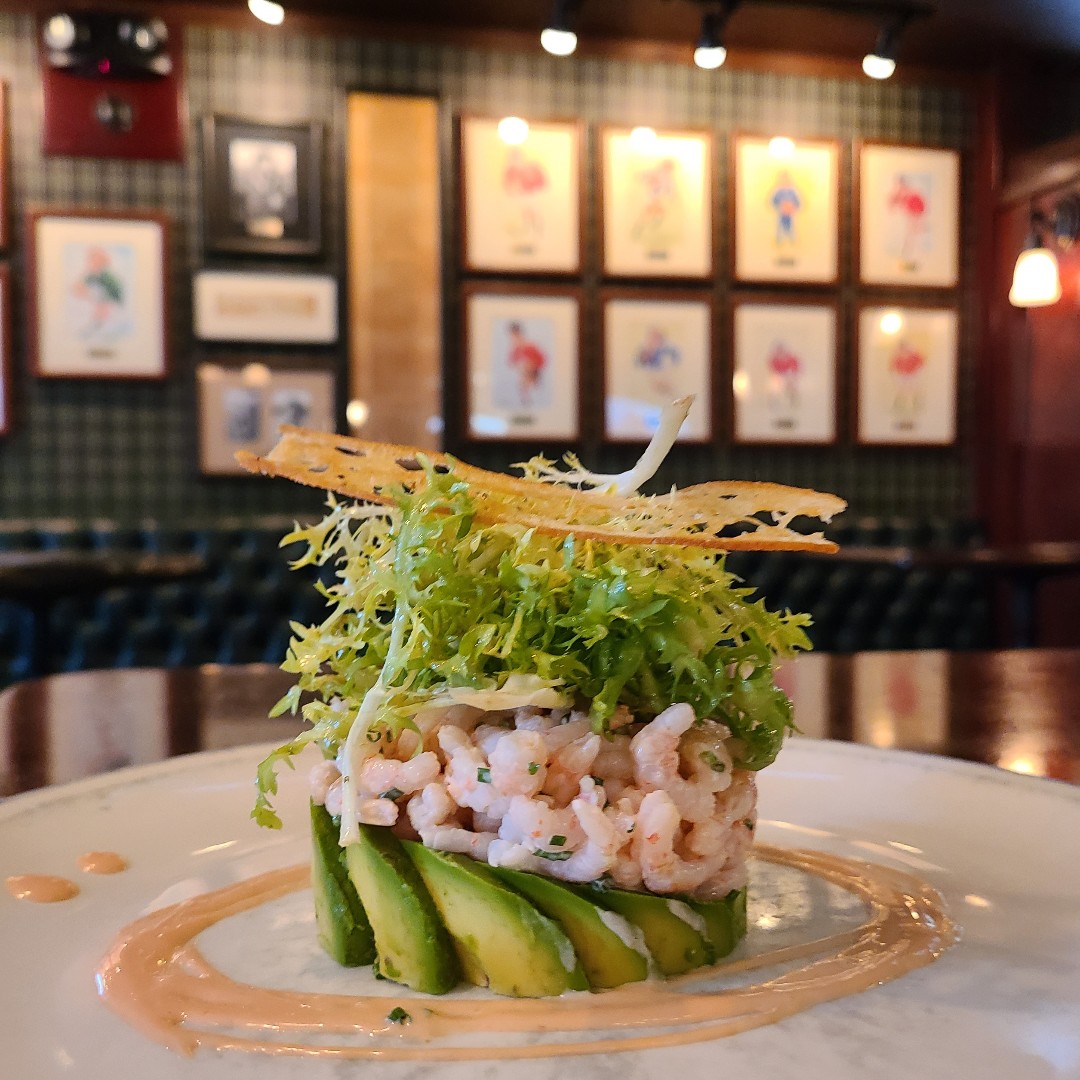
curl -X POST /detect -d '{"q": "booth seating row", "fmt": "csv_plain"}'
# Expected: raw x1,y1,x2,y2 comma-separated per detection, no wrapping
0,515,992,689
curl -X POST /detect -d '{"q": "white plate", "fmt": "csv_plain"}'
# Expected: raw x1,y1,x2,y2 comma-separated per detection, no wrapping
2,739,1079,1079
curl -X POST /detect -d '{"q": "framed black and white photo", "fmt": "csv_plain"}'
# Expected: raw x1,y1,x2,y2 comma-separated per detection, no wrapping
201,115,323,257
196,362,337,475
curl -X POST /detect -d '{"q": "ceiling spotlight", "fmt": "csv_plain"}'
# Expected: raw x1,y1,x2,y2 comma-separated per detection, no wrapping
629,126,659,152
43,14,77,51
248,0,285,26
541,0,579,56
694,3,737,70
862,15,908,80
768,135,795,159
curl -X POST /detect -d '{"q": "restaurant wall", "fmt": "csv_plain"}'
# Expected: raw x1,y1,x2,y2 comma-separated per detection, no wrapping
0,13,980,525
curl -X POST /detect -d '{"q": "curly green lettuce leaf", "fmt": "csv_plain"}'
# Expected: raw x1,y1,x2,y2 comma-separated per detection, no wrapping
253,461,814,824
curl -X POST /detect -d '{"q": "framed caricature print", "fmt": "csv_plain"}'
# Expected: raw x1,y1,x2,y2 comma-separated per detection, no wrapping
733,135,840,285
856,304,959,445
858,143,960,288
459,116,582,275
600,127,713,279
731,297,838,445
463,284,580,441
27,210,169,379
602,291,712,443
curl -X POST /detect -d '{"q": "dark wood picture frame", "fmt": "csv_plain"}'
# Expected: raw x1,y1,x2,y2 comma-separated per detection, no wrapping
728,292,841,447
201,114,323,258
460,280,584,444
852,299,960,447
26,208,171,381
457,114,585,277
599,286,715,445
0,265,11,433
598,126,715,281
855,140,962,289
730,133,842,287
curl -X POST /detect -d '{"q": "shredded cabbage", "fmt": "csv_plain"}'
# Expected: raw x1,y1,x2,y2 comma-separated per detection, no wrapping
252,463,812,828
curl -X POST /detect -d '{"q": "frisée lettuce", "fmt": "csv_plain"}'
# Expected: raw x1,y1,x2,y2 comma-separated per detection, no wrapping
253,459,812,829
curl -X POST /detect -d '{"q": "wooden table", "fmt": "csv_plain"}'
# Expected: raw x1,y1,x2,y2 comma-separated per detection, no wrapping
1,651,1078,796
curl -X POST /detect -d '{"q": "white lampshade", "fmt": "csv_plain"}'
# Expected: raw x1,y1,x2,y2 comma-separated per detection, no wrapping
693,44,727,69
248,0,285,26
862,53,896,80
540,27,577,56
1009,246,1062,308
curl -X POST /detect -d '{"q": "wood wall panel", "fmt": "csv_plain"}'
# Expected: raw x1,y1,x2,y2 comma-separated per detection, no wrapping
346,93,441,449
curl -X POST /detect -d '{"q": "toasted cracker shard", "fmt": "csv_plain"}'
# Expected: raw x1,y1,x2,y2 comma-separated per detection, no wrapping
237,427,846,553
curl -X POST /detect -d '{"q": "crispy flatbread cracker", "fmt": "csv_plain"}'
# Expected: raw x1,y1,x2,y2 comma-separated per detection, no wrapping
237,427,846,552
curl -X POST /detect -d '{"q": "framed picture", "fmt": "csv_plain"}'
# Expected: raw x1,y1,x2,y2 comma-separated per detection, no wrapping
855,304,959,446
459,115,582,275
27,209,169,380
462,284,580,441
196,362,337,475
731,297,839,445
732,135,840,285
600,127,713,279
193,270,338,344
0,266,10,433
602,290,713,443
858,143,961,288
201,114,323,257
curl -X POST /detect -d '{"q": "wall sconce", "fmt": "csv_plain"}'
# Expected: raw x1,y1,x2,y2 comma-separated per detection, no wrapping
1009,205,1068,308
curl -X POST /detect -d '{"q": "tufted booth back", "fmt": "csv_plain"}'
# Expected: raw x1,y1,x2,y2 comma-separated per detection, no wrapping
0,515,992,688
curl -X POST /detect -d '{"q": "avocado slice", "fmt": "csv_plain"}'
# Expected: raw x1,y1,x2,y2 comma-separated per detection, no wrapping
344,825,459,994
489,865,650,989
309,801,375,967
686,887,748,963
587,887,712,975
404,842,589,997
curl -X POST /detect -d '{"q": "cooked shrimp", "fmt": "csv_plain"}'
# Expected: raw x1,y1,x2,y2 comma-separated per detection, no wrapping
356,751,440,799
357,797,399,827
428,826,497,860
630,704,717,822
512,707,561,733
473,723,511,758
592,734,635,782
543,732,601,806
488,729,548,796
309,760,340,805
543,715,592,752
633,789,729,893
545,799,620,884
406,781,459,835
438,727,507,816
497,794,579,850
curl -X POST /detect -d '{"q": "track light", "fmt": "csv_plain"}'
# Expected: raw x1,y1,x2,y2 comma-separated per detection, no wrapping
541,0,579,56
248,0,285,26
862,14,908,80
694,4,736,70
1010,210,1062,309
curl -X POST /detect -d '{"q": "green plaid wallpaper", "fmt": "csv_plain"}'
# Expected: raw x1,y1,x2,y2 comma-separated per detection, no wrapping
0,14,977,524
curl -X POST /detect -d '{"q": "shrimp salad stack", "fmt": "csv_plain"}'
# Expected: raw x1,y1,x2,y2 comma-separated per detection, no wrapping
241,402,846,998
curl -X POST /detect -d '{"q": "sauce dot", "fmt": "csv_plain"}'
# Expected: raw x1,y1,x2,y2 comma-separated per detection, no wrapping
78,851,129,875
5,874,80,903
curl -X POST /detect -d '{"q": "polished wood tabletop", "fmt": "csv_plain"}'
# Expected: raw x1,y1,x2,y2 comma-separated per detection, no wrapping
1,651,1078,797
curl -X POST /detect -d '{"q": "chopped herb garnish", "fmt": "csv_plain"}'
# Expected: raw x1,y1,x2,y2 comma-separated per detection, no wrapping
386,1006,411,1025
476,766,491,784
743,818,755,830
700,750,727,774
380,787,404,801
627,822,635,833
549,834,567,847
528,762,539,775
534,848,574,862
588,873,614,892
366,728,382,743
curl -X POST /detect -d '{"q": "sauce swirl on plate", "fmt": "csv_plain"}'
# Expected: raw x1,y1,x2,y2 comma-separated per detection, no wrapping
94,844,957,1060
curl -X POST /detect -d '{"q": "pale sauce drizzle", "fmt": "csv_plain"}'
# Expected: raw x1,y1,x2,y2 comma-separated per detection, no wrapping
94,845,957,1060
5,874,80,903
78,851,129,875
